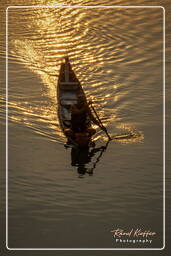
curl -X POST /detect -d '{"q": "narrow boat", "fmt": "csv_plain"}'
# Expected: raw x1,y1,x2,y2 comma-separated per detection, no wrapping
57,57,95,147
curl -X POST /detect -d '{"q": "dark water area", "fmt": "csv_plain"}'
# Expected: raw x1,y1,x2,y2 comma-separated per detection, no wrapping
0,0,171,254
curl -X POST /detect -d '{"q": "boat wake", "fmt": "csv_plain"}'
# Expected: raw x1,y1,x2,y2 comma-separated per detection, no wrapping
113,130,144,143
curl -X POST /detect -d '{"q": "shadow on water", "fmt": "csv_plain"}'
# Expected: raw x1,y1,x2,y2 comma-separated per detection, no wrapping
65,128,143,178
70,140,110,178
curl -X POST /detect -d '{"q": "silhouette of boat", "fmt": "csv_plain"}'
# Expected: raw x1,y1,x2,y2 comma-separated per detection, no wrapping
57,57,95,147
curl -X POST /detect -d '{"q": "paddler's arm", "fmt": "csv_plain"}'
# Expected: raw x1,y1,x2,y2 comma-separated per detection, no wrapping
87,107,101,126
87,102,107,131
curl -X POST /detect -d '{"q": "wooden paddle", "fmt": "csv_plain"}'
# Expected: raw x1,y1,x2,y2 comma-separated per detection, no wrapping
89,101,111,140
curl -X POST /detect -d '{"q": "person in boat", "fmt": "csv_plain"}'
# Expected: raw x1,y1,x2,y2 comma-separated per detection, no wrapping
71,94,99,133
71,94,104,137
64,94,104,146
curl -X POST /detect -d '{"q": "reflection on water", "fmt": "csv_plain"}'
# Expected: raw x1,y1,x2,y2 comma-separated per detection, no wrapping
71,140,109,177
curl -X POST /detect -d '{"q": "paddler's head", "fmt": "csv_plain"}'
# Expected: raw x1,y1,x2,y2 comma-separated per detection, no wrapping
77,165,87,176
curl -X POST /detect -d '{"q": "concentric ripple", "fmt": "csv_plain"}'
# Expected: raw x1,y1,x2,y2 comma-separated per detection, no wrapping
5,4,163,143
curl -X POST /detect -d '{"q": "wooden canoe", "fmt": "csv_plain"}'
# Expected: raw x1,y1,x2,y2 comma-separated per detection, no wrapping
57,57,95,147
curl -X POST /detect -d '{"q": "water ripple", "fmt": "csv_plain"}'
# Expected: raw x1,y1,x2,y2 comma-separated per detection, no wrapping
4,6,164,144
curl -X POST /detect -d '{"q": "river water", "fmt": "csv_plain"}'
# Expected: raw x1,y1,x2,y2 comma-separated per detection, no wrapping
0,0,170,253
